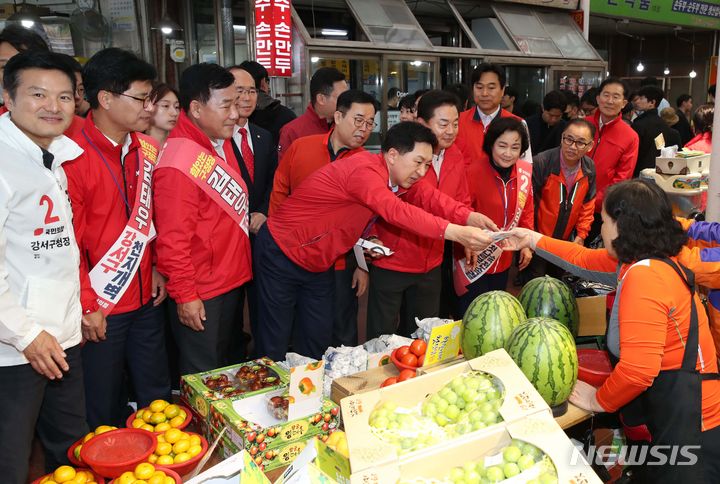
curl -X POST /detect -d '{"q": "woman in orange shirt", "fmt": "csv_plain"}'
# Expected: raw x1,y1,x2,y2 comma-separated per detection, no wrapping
505,179,720,482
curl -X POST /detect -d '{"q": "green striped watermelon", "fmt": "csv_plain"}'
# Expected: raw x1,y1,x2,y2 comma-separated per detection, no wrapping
505,317,578,407
461,291,526,359
519,276,579,337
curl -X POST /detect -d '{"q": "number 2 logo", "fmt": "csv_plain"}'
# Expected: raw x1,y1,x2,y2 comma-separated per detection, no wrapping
34,195,60,236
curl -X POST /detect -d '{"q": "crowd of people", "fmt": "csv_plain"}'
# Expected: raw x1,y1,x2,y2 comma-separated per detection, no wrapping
0,21,718,483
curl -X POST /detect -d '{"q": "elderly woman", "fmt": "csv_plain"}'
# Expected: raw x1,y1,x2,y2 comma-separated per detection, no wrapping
505,179,720,482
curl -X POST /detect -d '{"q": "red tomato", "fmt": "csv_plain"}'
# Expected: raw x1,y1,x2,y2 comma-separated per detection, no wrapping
398,369,416,382
381,377,398,387
410,339,427,357
400,353,418,367
395,346,411,359
418,354,425,366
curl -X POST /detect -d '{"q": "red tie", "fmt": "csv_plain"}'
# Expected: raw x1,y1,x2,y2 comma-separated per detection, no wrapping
239,127,254,182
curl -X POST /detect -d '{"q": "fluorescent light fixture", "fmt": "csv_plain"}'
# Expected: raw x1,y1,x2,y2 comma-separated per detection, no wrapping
320,29,348,37
636,62,644,72
233,25,247,32
311,56,319,63
410,60,423,67
689,70,697,78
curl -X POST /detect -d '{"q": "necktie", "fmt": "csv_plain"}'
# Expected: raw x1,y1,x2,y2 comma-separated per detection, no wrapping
239,127,254,182
41,149,55,170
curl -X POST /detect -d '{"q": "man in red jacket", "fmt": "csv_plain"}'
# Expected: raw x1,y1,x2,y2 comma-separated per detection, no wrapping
270,90,377,347
153,63,252,374
254,122,496,360
367,90,492,338
278,67,347,158
585,77,639,244
63,48,170,427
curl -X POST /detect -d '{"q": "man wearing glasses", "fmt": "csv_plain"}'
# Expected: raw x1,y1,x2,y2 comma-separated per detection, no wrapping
63,48,171,426
584,77,638,244
269,89,377,347
528,119,597,278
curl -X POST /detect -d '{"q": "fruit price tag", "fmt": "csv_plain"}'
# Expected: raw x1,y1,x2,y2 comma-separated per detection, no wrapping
423,320,462,367
288,360,325,420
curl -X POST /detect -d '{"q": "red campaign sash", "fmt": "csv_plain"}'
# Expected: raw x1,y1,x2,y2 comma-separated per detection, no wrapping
157,137,250,235
453,159,532,296
89,135,159,315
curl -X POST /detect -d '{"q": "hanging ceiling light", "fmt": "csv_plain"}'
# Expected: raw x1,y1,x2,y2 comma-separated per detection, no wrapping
7,1,42,29
152,15,183,35
663,67,670,75
689,70,697,78
636,62,645,72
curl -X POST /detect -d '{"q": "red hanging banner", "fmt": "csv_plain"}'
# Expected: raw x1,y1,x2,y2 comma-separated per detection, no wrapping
255,0,292,77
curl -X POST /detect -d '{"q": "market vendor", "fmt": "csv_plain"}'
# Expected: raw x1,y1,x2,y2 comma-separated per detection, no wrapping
503,179,720,482
254,121,496,361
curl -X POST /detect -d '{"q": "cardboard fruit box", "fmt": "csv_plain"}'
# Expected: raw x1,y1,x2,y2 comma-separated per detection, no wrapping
351,412,602,483
330,364,399,405
341,348,550,473
214,429,318,472
209,390,341,471
180,357,289,427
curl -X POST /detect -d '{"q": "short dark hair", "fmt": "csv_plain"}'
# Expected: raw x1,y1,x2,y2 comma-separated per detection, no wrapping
3,50,75,99
543,90,567,112
58,53,82,74
482,117,529,159
388,87,400,99
693,103,714,133
237,60,268,88
504,86,518,100
398,93,416,111
413,89,430,100
83,48,156,110
443,83,472,112
519,99,541,119
604,179,687,263
382,121,437,154
676,94,692,108
336,89,378,114
563,118,596,139
150,82,179,104
417,90,459,121
310,67,345,106
599,77,629,99
581,87,599,107
0,24,48,53
179,63,235,112
640,76,659,87
637,85,664,108
471,63,506,87
562,91,580,108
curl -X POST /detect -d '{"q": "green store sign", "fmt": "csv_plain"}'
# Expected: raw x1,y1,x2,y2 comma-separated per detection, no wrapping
591,0,720,29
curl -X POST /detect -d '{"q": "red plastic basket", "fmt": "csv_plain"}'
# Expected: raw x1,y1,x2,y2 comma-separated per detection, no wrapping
67,436,84,466
156,433,209,476
126,404,192,433
577,349,613,387
390,348,419,372
108,466,182,483
80,428,157,478
31,467,105,484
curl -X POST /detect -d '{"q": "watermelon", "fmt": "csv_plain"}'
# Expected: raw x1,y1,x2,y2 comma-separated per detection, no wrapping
461,291,526,358
505,317,578,407
518,276,579,337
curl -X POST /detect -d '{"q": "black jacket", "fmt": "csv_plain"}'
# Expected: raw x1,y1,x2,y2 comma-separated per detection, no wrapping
672,109,694,146
230,123,278,216
249,92,297,147
632,109,682,177
526,114,566,154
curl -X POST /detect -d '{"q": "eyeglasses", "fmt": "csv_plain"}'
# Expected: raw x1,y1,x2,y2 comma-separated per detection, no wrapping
353,117,376,130
561,136,591,149
237,88,258,96
116,92,153,108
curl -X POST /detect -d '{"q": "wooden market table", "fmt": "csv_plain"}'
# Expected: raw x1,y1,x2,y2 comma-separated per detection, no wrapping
556,402,593,429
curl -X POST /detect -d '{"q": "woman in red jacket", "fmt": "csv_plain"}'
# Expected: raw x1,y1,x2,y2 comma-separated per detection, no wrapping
685,103,713,153
455,117,534,316
505,180,720,482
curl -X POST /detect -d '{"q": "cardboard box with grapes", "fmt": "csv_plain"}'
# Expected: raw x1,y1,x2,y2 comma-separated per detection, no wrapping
180,357,289,434
350,412,602,484
341,348,551,472
208,360,342,472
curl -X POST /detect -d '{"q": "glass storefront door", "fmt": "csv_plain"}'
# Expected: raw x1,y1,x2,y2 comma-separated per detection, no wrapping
386,58,435,128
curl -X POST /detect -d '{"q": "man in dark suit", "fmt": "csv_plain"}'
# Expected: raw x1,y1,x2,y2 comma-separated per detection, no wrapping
228,65,278,358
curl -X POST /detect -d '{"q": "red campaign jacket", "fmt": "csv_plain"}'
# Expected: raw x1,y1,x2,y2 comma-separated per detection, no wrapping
532,147,596,241
277,104,330,159
267,151,473,273
153,112,252,303
455,107,522,164
373,144,472,273
63,113,154,315
685,132,712,153
585,111,639,212
467,157,534,274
